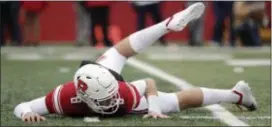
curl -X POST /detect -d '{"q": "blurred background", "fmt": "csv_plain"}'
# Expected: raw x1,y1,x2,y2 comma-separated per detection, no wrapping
0,1,271,47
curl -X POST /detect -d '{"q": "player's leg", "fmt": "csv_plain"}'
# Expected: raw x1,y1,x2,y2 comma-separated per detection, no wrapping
96,2,205,74
132,80,257,114
130,79,180,114
115,2,205,57
176,80,257,111
132,91,180,114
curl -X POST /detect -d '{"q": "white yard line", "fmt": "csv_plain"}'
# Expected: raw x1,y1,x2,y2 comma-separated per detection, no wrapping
179,116,270,120
147,53,270,67
63,53,92,61
147,53,232,61
226,59,271,67
7,53,43,60
127,58,249,126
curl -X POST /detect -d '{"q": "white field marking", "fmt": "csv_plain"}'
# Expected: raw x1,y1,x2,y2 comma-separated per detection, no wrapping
147,53,232,61
7,53,43,60
226,59,271,67
127,58,249,126
233,67,244,73
83,117,100,123
5,52,96,61
63,53,94,60
44,47,56,55
59,67,71,73
179,116,271,120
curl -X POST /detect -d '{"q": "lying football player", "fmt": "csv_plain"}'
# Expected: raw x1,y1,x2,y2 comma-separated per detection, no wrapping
14,3,257,123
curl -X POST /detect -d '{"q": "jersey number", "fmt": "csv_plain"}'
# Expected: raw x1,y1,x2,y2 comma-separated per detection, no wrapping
70,97,82,104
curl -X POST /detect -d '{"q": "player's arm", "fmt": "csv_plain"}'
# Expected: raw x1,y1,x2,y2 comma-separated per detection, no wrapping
131,78,169,119
14,96,48,122
14,84,64,122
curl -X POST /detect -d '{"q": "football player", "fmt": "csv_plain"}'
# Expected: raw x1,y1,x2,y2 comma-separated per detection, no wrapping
14,3,257,123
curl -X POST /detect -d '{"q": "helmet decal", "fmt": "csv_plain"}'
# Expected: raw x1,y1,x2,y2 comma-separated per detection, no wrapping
77,79,88,92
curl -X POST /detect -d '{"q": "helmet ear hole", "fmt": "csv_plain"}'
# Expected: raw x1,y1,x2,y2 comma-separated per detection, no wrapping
86,76,92,79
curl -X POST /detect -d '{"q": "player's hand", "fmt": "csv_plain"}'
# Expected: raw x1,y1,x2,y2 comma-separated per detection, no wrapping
22,112,46,123
143,112,170,119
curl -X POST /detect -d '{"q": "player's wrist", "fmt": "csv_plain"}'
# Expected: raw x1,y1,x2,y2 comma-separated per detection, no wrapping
14,102,33,119
21,111,33,119
148,95,161,114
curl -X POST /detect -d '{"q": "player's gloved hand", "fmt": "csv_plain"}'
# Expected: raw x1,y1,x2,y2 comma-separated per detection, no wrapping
22,112,46,123
143,111,170,119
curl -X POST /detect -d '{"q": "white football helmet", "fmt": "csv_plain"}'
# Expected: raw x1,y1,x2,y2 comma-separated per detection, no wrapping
73,64,122,115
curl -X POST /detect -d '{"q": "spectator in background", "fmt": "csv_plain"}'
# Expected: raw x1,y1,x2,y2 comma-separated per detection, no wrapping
186,1,206,46
265,1,271,28
0,1,22,46
74,2,90,46
212,1,235,47
84,1,113,47
132,1,166,46
21,1,48,46
233,2,266,47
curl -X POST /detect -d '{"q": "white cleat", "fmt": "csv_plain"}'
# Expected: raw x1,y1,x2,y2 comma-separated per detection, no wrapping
166,2,205,31
232,80,257,111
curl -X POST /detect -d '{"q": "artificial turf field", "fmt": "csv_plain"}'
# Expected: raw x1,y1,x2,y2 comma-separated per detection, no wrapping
1,46,271,126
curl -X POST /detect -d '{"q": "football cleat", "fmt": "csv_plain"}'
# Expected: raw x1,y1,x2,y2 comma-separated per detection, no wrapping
166,2,205,31
232,80,257,111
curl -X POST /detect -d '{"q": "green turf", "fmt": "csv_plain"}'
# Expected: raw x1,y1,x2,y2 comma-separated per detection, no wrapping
1,47,271,126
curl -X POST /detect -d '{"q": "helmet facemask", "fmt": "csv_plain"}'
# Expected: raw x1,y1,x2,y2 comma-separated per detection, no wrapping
77,88,123,115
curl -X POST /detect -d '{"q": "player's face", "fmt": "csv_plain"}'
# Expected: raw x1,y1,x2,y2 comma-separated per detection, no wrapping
97,98,112,107
94,94,119,110
79,91,121,114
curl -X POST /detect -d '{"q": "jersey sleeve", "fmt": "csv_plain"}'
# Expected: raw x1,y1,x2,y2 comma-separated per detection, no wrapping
45,85,64,114
118,81,141,113
45,81,93,116
128,83,141,109
129,79,147,98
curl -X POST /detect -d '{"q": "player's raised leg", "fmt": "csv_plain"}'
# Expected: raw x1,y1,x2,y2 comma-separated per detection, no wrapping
96,2,205,74
115,2,205,56
176,80,257,111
